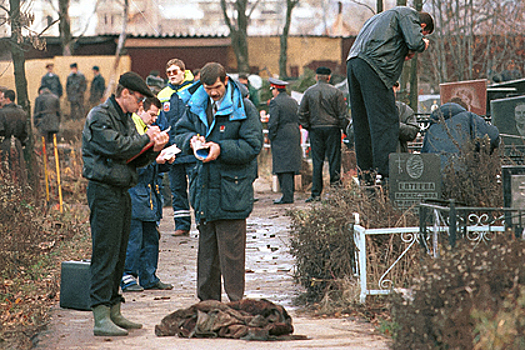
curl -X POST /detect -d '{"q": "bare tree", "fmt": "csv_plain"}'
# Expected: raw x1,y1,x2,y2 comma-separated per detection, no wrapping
58,0,73,55
279,0,299,78
104,0,129,99
2,0,48,184
424,0,525,89
55,0,101,55
220,0,262,74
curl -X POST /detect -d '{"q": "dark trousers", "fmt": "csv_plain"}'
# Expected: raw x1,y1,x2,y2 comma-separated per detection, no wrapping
197,219,246,302
123,220,160,289
169,163,194,231
347,58,399,177
277,172,295,202
87,181,130,308
309,127,342,197
70,98,85,120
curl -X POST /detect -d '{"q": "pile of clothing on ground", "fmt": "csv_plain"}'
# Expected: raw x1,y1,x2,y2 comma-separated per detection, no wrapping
155,298,307,341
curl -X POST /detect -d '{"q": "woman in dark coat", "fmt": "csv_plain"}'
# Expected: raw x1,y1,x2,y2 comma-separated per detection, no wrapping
268,78,302,204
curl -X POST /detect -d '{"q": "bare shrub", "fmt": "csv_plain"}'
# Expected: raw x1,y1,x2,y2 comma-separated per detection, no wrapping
390,235,525,350
289,180,420,305
442,136,503,207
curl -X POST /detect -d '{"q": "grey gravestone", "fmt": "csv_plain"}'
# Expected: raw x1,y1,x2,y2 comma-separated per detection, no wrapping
491,95,525,146
389,153,441,210
502,166,525,229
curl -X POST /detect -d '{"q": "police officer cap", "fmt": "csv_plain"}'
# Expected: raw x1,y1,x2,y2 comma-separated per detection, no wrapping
316,66,331,75
119,71,155,98
70,63,78,69
269,77,288,89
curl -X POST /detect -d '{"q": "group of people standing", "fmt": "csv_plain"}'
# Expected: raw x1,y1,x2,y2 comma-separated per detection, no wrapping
81,61,264,336
35,62,106,143
4,4,504,339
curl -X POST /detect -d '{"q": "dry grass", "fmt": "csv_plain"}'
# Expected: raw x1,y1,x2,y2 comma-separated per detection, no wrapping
1,129,90,349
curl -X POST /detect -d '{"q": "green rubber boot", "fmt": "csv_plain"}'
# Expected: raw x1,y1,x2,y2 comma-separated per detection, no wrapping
110,303,142,330
93,305,128,336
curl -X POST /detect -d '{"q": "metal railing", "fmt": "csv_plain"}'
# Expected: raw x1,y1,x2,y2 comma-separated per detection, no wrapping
354,200,524,303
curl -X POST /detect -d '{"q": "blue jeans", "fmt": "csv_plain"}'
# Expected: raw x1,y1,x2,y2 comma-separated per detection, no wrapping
122,220,160,289
169,163,195,231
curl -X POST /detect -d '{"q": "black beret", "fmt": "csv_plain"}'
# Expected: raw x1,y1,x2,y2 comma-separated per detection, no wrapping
119,72,154,98
70,63,78,68
92,65,100,71
316,66,331,75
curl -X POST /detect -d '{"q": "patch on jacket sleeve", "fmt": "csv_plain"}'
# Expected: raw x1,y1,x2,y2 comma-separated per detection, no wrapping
163,102,170,112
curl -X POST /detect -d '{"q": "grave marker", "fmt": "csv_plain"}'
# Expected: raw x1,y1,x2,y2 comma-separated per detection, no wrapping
389,153,441,210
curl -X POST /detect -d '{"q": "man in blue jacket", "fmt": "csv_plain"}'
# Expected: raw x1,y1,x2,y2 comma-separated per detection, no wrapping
347,6,434,181
158,58,196,236
174,62,263,302
121,96,174,293
421,100,500,170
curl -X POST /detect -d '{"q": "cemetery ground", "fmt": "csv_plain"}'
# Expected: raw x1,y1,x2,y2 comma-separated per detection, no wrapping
4,176,390,350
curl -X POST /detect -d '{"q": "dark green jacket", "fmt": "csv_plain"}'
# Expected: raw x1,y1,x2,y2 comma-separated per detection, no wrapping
174,80,263,223
347,6,427,88
82,96,158,188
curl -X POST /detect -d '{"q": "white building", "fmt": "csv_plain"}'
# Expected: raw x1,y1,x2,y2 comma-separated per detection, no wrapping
1,0,400,39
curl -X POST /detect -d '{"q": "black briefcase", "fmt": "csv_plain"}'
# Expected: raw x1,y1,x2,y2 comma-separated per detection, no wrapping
60,260,91,311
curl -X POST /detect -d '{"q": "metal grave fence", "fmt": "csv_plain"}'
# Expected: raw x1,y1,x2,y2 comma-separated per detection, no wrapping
354,201,524,304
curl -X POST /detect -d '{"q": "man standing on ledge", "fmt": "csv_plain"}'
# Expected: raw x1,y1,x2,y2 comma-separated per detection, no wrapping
82,72,170,336
299,67,349,203
346,6,433,182
174,62,263,302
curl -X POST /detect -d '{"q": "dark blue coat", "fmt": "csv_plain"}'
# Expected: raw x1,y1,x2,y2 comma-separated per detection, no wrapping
268,91,301,174
421,103,500,170
173,79,263,223
129,163,169,222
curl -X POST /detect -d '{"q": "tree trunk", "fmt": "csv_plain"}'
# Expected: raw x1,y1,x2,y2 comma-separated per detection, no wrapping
279,0,297,79
9,0,35,185
59,0,73,56
376,0,383,13
104,0,128,100
220,0,253,74
408,0,422,110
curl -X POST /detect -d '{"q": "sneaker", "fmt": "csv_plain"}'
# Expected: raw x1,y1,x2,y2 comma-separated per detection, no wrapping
121,274,143,292
145,281,173,290
122,284,144,292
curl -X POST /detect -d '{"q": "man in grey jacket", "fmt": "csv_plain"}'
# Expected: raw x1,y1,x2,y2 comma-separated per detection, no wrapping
299,67,349,202
346,6,433,182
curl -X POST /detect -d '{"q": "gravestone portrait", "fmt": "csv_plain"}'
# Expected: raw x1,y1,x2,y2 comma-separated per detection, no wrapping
491,95,525,146
389,153,441,210
440,79,487,116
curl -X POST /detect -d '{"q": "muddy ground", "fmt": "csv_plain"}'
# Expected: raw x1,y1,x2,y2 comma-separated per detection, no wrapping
34,177,390,350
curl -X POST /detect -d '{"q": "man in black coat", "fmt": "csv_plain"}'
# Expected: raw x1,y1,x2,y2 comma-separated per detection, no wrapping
0,89,28,184
268,77,301,204
34,86,61,143
82,72,170,336
299,67,349,202
66,63,87,120
40,63,63,98
89,66,106,108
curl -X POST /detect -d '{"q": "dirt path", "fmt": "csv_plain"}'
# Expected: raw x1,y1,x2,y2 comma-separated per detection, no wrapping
34,179,390,350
